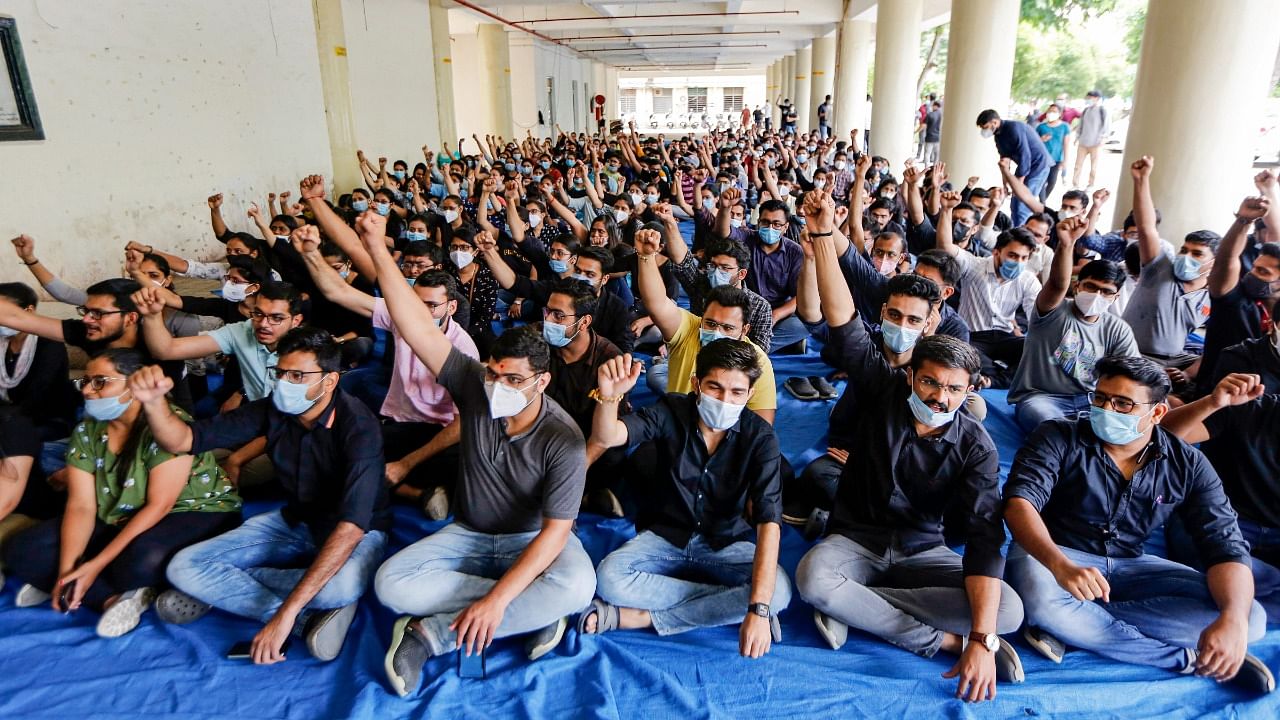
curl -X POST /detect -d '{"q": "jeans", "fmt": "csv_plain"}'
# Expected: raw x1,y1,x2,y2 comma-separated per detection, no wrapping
1165,515,1280,622
1039,162,1063,202
646,356,670,396
970,330,1025,389
374,522,596,654
797,535,1024,657
595,530,792,635
769,314,809,352
1007,543,1266,670
1011,165,1051,227
166,510,387,623
818,122,831,140
1014,393,1092,433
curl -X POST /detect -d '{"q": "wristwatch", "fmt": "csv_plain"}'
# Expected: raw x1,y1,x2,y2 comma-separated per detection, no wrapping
969,632,1000,652
747,602,771,618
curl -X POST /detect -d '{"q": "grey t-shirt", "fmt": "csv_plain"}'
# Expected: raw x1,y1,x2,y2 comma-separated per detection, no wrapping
1010,299,1140,403
437,348,586,534
1121,253,1211,357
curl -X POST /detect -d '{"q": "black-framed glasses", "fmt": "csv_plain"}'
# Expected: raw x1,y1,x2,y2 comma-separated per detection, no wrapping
702,318,740,334
542,307,579,323
268,366,328,384
423,300,451,312
483,367,541,388
758,219,788,230
73,375,124,392
1088,391,1155,414
917,375,968,396
76,307,123,321
250,310,291,326
1078,280,1120,298
402,260,434,271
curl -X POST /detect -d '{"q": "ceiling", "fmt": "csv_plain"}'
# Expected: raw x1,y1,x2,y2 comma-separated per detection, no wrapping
446,0,952,73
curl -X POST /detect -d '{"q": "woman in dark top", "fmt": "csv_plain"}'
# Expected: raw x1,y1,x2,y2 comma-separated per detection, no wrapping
448,227,498,356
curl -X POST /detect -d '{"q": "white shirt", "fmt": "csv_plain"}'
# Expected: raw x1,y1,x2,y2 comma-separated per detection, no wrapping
953,250,1042,333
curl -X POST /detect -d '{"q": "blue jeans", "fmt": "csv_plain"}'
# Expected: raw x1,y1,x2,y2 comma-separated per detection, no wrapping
1007,543,1266,671
769,314,809,353
374,522,596,655
166,510,387,623
1014,393,1092,433
646,356,670,396
1167,516,1280,622
1011,165,1051,227
595,530,792,635
797,535,1024,657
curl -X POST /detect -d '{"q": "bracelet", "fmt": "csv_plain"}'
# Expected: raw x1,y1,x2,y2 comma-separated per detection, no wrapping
21,258,38,266
809,231,833,237
588,387,625,404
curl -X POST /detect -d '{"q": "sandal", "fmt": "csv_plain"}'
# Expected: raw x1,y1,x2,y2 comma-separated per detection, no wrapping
576,598,620,635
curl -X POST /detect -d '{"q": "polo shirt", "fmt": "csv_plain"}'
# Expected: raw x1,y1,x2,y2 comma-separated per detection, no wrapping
745,235,804,310
1122,253,1211,358
206,320,277,401
372,299,479,424
666,309,777,413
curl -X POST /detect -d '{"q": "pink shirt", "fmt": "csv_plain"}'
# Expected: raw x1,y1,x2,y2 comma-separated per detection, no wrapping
372,298,480,424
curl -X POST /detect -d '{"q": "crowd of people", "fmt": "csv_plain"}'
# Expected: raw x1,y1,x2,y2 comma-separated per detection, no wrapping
0,108,1278,703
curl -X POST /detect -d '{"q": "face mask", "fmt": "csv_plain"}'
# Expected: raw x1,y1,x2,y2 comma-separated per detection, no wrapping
570,273,595,287
629,192,643,206
908,388,956,428
274,235,290,245
406,277,417,287
699,328,731,346
702,198,716,211
1242,273,1280,300
614,209,630,223
0,325,18,338
981,128,995,139
765,158,776,169
565,159,577,168
759,227,782,245
532,174,544,183
881,318,921,353
450,250,474,269
514,153,523,161
392,170,406,181
875,257,897,276
1171,254,1202,282
720,182,731,192
374,202,391,216
221,280,249,302
484,377,537,418
730,218,744,229
504,162,516,172
696,391,745,431
1060,208,1079,220
1046,112,1061,122
807,145,817,153
999,259,1023,280
85,390,132,422
541,318,582,348
1089,405,1152,445
548,258,570,274
953,221,973,243
881,191,897,200
540,161,551,170
797,154,809,164
521,166,533,176
708,267,734,288
351,199,370,213
777,185,791,197
406,230,427,242
814,179,827,189
608,164,620,172
272,376,325,415
835,160,847,170
338,267,351,280
1073,291,1113,317
443,209,460,223
647,194,660,205
523,211,543,229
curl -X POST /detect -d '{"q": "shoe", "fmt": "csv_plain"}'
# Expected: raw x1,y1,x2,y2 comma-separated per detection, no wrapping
784,376,820,401
422,486,450,521
1229,654,1276,695
813,609,848,650
386,616,435,698
305,603,358,662
809,376,838,399
585,488,624,518
1022,625,1065,664
155,589,212,624
993,636,1025,684
773,338,808,355
15,583,51,608
96,587,157,638
770,614,782,644
803,508,830,541
525,616,568,661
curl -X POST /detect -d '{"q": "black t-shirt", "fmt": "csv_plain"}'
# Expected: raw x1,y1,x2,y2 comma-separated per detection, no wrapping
2,335,77,439
61,319,192,411
1197,286,1263,396
1204,394,1280,528
924,110,943,142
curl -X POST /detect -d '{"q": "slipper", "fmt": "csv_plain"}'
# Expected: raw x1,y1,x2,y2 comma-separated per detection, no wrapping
808,376,838,399
784,376,820,401
576,598,620,636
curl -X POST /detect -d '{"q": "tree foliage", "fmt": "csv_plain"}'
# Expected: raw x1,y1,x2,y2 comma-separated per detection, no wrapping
1011,19,1132,103
1019,0,1118,29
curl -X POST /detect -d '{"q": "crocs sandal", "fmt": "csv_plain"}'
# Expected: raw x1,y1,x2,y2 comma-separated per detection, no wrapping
576,598,620,636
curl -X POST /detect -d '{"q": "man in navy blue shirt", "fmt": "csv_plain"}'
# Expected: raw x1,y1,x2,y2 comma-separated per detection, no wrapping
976,109,1053,227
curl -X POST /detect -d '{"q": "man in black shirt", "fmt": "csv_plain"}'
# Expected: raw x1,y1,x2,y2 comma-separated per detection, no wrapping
1004,356,1272,694
580,340,788,658
794,193,1024,702
129,327,390,665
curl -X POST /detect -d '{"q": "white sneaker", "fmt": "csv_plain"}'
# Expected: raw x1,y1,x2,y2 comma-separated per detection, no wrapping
96,587,157,638
15,583,51,608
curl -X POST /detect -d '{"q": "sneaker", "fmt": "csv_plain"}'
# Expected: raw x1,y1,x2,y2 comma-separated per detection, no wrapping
304,603,358,662
993,636,1025,684
1229,654,1276,695
525,616,568,661
422,486,450,521
15,583,51,608
155,589,212,624
386,616,435,698
813,609,848,650
784,376,820,401
1022,625,1065,664
802,508,830,541
809,376,838,399
96,587,157,638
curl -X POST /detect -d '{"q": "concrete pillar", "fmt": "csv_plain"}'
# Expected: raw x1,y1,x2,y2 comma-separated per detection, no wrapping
507,34,541,139
1113,0,1280,237
810,34,836,133
311,0,362,191
870,0,922,166
793,45,812,133
781,54,795,111
429,0,457,147
592,61,607,133
939,0,1019,187
765,62,775,124
605,66,620,123
478,24,511,139
834,19,873,140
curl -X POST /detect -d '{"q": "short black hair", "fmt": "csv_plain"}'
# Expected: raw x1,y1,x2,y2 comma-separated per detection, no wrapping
1258,244,1280,264
695,337,762,386
548,278,599,318
1122,208,1162,230
276,326,341,373
976,109,1000,126
0,281,38,308
914,249,961,288
225,233,264,255
705,239,751,270
968,187,991,200
995,227,1038,252
872,231,906,255
886,273,942,306
414,269,458,296
910,335,982,387
140,253,172,277
86,278,142,315
1094,355,1171,404
257,281,304,316
551,237,582,256
1026,212,1054,228
1078,259,1127,289
491,324,551,374
704,285,752,325
1183,229,1221,254
757,199,789,219
575,245,614,274
271,214,300,231
227,255,272,286
94,347,147,376
869,198,894,214
954,201,979,217
402,241,444,265
1062,190,1090,209
319,241,349,264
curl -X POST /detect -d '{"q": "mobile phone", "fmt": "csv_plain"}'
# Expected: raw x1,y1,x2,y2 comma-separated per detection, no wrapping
457,648,486,679
57,583,75,614
227,639,291,660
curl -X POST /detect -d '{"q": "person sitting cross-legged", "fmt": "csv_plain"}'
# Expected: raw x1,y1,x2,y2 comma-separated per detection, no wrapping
579,344,790,656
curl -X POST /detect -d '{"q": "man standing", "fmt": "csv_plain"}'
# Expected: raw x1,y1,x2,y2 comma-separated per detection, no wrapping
922,101,944,165
817,94,832,140
976,109,1053,226
1072,91,1109,189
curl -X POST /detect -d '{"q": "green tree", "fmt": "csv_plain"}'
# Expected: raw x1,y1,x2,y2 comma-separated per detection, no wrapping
1020,0,1117,29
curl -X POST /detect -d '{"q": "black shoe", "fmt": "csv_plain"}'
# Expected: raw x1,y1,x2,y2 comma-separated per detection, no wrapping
1022,625,1065,664
809,376,838,399
385,616,435,698
525,616,568,660
803,508,830,541
784,376,820,400
774,339,808,355
1229,654,1276,695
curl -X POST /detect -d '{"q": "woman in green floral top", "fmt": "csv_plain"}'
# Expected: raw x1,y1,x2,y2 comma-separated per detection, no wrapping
3,349,242,638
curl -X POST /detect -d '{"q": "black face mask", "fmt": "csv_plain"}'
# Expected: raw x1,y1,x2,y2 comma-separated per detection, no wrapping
953,221,974,244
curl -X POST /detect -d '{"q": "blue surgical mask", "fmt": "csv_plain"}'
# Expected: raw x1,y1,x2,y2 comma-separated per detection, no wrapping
392,170,406,181
730,218,744,230
405,231,427,243
696,391,746,431
565,158,577,168
758,227,782,245
881,319,921,354
699,328,730,346
907,389,956,428
521,166,533,176
85,391,132,422
570,273,595,287
702,198,716,211
999,259,1023,280
541,318,582,348
1172,254,1202,282
504,162,516,172
532,173,544,183
540,160,552,170
1089,405,1152,445
272,377,325,415
548,258,570,274
374,202,391,216
708,267,734,288
351,199,369,213
647,194,660,205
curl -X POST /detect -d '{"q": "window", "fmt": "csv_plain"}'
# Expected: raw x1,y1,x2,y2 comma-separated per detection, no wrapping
620,88,636,114
652,88,672,114
723,87,744,113
687,87,707,114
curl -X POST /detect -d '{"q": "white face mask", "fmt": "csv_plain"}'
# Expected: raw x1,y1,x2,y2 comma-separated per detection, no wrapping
450,250,474,269
777,184,791,196
443,209,460,223
835,160,847,170
528,213,543,228
614,209,629,223
1046,112,1061,122
484,376,537,419
0,325,18,338
1073,290,1114,317
696,390,746,431
221,280,249,302
980,127,995,139
1060,208,1080,220
814,179,827,189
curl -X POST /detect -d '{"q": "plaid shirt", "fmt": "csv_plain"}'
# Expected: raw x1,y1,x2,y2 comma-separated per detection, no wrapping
830,169,856,202
670,254,775,351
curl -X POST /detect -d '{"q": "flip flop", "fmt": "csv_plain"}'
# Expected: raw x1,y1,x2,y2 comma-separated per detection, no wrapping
576,598,620,636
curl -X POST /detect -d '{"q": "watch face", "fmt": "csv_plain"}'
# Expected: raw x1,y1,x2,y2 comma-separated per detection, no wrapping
983,634,1000,652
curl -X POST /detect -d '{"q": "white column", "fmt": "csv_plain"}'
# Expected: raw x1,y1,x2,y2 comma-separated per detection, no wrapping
478,24,511,139
782,54,795,109
592,61,607,133
810,34,836,133
834,19,872,140
311,0,361,191
765,62,776,123
1113,0,1280,237
605,66,620,123
428,0,456,146
507,34,541,139
939,0,1019,187
793,44,812,134
870,0,922,166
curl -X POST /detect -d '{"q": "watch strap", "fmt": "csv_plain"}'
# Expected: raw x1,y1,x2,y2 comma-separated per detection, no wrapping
747,602,771,618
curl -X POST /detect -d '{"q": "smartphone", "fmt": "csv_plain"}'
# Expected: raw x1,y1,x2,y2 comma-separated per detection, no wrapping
227,639,291,660
457,648,486,679
57,583,75,614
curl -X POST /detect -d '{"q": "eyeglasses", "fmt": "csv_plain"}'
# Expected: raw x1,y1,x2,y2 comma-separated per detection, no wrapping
707,262,739,274
1088,391,1155,414
250,310,292,326
423,300,451,312
402,261,434,271
73,375,124,392
549,249,574,260
267,366,328,384
1078,280,1120,298
917,375,968,396
702,318,740,334
543,307,579,323
483,367,541,388
76,306,124,321
758,220,788,230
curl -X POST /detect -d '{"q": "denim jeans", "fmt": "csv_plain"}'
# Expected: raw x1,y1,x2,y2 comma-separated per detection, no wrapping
1166,515,1280,622
1014,393,1092,433
769,314,809,353
1007,543,1266,671
595,530,792,635
797,535,1024,657
374,522,596,655
646,356,670,396
166,510,387,624
1011,165,1051,227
